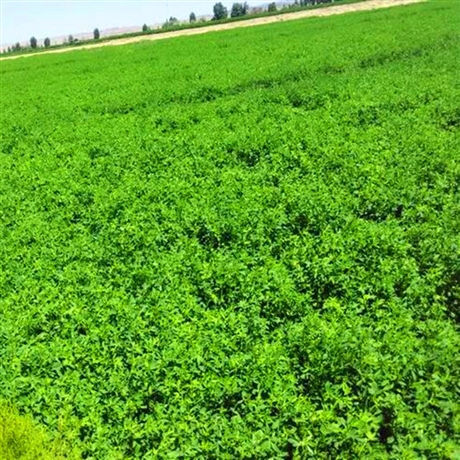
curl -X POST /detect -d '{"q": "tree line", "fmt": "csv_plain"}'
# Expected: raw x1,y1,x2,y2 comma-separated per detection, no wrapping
3,28,101,53
2,0,337,54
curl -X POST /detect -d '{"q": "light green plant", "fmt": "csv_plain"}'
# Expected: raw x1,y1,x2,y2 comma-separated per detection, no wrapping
0,404,77,460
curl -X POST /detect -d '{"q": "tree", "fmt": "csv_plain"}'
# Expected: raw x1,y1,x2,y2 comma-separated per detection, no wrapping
30,36,37,49
213,2,228,20
189,12,196,23
94,28,100,39
142,23,149,32
14,42,21,51
268,2,277,12
44,37,51,48
231,2,248,17
162,17,178,29
68,34,74,44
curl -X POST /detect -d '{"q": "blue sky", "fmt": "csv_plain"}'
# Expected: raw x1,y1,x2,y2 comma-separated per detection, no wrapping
1,0,263,46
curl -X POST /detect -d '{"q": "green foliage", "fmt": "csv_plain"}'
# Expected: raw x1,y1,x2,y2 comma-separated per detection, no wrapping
190,12,197,23
93,28,100,40
142,23,150,32
0,404,78,459
44,37,51,48
213,2,228,20
1,1,459,458
162,17,179,29
29,37,37,49
268,2,277,13
231,2,248,18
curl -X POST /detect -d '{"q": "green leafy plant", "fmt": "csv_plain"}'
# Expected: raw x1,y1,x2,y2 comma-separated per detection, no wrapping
0,1,459,458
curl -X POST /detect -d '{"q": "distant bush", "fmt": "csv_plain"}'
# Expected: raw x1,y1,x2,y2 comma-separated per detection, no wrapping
142,23,149,32
44,37,51,48
268,2,277,12
29,36,37,49
189,12,197,23
94,28,100,40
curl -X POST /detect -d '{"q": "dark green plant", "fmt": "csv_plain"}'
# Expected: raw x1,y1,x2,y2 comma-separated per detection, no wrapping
213,2,228,20
231,2,248,18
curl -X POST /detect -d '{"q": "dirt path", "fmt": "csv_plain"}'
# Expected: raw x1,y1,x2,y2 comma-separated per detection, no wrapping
1,0,424,61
